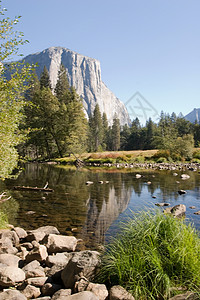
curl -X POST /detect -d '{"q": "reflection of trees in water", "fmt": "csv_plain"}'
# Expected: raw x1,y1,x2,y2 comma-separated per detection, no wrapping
3,164,200,249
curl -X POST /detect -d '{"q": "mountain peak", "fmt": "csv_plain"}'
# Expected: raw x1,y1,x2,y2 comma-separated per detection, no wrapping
21,47,130,125
184,108,200,123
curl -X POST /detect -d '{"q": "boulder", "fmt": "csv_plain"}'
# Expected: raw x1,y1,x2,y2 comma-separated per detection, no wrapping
86,282,108,300
0,266,25,287
0,289,27,300
74,277,89,292
109,285,135,300
61,250,100,289
22,284,41,299
164,204,186,218
178,190,187,195
51,289,71,300
44,234,77,253
0,229,19,245
13,227,28,239
26,276,48,287
155,203,170,207
41,282,62,296
26,226,60,242
0,237,18,254
20,242,33,250
63,291,99,300
26,245,48,263
46,252,73,267
22,260,45,278
0,253,21,267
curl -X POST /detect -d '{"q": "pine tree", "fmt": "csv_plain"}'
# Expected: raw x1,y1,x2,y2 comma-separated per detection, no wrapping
102,112,109,150
54,63,70,100
111,115,120,151
89,104,103,152
40,66,51,89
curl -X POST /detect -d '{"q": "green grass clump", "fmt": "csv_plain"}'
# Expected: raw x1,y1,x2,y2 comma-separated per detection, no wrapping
0,210,8,229
98,210,200,299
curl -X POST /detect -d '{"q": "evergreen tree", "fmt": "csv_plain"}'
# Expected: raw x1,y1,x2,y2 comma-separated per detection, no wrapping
89,104,103,152
40,66,51,89
111,115,120,151
102,112,109,150
54,63,70,100
120,124,131,150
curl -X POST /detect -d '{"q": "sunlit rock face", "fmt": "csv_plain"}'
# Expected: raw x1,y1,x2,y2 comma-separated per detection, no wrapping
22,47,130,125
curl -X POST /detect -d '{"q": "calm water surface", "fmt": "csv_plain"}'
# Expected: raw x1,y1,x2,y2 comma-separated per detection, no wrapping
1,163,200,249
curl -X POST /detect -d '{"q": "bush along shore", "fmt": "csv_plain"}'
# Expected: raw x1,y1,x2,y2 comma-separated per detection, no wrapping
0,210,200,300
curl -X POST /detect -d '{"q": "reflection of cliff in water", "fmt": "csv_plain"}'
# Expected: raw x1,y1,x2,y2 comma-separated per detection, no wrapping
82,184,132,248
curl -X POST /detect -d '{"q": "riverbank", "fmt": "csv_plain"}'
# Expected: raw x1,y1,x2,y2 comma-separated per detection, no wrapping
53,149,200,170
0,224,134,300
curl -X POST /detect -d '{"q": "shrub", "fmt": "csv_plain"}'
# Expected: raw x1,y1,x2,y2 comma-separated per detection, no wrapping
152,150,170,160
0,210,8,229
156,157,168,163
98,210,200,299
193,150,200,160
134,156,145,163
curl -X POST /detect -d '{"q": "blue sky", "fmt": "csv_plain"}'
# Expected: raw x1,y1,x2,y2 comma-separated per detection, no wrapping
3,0,200,122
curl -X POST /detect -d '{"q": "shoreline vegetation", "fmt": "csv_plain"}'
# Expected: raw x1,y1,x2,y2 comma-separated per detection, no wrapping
46,149,200,171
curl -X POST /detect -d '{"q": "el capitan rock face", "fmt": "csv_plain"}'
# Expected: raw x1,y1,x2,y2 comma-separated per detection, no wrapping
21,47,130,125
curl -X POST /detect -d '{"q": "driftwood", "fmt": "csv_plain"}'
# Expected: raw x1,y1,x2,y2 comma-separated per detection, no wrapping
13,183,53,193
0,192,11,203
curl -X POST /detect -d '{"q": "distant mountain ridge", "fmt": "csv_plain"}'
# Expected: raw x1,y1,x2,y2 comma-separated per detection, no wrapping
184,108,200,123
19,46,130,125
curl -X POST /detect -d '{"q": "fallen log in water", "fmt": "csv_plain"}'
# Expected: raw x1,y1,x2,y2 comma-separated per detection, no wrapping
13,186,54,192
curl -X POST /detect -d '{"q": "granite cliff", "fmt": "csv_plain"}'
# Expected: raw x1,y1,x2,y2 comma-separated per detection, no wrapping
21,46,130,125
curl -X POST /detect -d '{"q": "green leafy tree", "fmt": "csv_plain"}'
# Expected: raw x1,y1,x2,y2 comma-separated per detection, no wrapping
0,4,34,178
102,112,109,150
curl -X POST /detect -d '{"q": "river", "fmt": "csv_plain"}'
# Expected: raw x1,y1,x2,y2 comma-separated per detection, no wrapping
1,163,200,249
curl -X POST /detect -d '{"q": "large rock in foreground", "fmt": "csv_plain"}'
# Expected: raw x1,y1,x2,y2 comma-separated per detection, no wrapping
61,250,100,289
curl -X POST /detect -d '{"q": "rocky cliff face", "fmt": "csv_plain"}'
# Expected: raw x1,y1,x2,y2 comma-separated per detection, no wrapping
22,46,130,125
184,108,200,123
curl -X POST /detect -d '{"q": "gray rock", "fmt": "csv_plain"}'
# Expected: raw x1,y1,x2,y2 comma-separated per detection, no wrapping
18,47,130,125
194,210,200,215
22,284,41,299
23,260,45,278
164,204,186,218
86,282,108,300
26,226,60,242
181,174,190,180
0,253,21,267
169,291,199,299
61,250,100,289
64,291,99,300
26,245,48,263
13,227,28,239
44,234,77,253
0,289,27,300
0,229,20,245
74,277,89,293
109,285,135,300
178,190,187,195
32,297,51,300
46,252,73,267
26,276,48,287
20,242,33,250
41,282,62,296
0,266,25,287
51,289,71,300
0,237,18,254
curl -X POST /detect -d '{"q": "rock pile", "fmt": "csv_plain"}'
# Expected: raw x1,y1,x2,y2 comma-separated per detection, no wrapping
0,225,134,300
